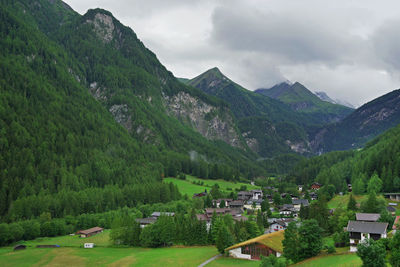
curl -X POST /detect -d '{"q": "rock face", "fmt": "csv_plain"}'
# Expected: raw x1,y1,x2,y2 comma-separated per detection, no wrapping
163,92,242,147
86,13,115,43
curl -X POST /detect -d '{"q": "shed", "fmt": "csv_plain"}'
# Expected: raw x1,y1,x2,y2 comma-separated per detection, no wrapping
225,231,284,260
77,227,104,238
13,244,26,251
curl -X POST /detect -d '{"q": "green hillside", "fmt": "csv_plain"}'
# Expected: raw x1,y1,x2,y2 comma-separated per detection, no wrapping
256,82,353,124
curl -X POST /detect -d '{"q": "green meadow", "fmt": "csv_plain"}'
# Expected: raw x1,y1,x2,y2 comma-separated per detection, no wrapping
164,175,259,197
293,253,362,267
0,230,218,267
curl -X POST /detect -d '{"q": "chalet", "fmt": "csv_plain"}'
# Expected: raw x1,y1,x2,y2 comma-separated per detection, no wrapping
270,220,286,232
387,206,396,215
196,214,212,230
347,220,388,252
225,231,284,260
348,184,352,192
298,185,303,192
212,198,232,208
13,244,26,251
384,193,400,201
279,204,294,216
251,189,263,200
311,182,322,190
393,216,400,234
197,208,245,230
292,199,309,211
229,200,244,209
136,217,157,228
77,227,104,238
355,213,380,222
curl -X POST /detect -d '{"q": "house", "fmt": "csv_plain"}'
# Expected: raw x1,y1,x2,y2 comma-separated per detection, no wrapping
355,213,380,222
225,231,284,260
77,227,104,238
384,193,400,201
348,184,352,192
309,192,318,200
387,206,396,215
13,244,26,251
279,204,294,216
238,191,253,201
197,208,245,230
196,214,211,230
347,220,388,252
292,199,309,211
136,217,157,228
151,212,175,218
311,182,322,190
84,243,94,249
212,199,232,208
251,189,263,200
270,220,286,232
229,200,245,209
244,199,263,210
393,216,400,234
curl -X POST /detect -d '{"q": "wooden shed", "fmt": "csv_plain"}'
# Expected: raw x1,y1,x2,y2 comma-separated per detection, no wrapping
225,230,284,260
77,227,104,238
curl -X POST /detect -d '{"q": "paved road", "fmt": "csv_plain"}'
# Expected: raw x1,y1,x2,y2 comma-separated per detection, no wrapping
198,254,222,267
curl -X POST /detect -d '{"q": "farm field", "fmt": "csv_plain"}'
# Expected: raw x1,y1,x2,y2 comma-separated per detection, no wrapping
164,175,259,197
292,253,362,267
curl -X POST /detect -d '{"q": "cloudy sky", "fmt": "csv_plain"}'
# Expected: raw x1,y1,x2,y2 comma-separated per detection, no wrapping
64,0,400,107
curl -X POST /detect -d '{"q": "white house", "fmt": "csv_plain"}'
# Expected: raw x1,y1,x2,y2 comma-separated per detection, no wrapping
347,220,388,252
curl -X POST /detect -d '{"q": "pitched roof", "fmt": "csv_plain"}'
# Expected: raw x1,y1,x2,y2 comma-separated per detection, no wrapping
225,230,284,253
347,221,388,234
151,212,175,217
292,199,309,206
135,217,157,224
356,213,381,222
77,227,104,235
229,200,244,206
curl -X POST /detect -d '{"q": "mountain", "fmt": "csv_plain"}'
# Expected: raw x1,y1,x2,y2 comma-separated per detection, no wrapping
256,82,354,123
0,0,272,218
188,68,312,156
315,91,355,109
311,89,400,153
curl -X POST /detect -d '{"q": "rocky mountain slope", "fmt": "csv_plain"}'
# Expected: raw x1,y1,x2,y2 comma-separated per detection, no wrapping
188,68,312,156
314,91,355,109
311,89,400,153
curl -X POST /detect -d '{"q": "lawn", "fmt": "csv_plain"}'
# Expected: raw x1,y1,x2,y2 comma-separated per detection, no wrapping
292,253,362,267
327,195,368,209
207,256,259,267
164,175,259,197
0,246,218,267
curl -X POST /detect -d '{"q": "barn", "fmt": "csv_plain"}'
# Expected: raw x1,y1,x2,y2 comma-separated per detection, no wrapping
225,230,284,260
77,227,104,238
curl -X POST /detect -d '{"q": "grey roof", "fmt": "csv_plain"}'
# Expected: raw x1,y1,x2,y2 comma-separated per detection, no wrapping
229,200,244,206
387,206,396,212
151,212,175,217
347,220,388,234
292,199,309,206
356,213,380,222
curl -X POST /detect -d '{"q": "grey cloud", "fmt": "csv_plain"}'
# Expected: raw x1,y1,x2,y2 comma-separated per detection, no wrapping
210,5,365,65
372,19,400,70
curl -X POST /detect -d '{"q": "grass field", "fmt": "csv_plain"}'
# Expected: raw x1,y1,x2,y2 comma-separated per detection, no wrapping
327,194,368,209
164,175,259,196
293,253,362,267
0,231,220,267
207,256,259,267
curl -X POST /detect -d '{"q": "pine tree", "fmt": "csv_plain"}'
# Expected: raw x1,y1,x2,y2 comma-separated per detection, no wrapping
347,194,357,211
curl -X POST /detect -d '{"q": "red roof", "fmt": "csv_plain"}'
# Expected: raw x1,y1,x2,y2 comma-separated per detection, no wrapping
393,216,400,230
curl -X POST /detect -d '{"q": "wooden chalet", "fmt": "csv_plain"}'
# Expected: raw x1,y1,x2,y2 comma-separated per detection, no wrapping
226,231,284,260
77,227,104,238
310,182,322,190
347,220,388,252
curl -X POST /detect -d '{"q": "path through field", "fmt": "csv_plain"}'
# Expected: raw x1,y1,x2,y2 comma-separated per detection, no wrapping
198,254,221,267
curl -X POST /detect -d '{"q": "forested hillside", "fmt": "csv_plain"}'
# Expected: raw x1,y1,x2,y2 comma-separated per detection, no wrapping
311,89,400,153
256,82,353,124
287,123,400,193
0,0,269,222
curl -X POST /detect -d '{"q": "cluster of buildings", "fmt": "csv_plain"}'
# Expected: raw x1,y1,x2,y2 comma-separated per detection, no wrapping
196,208,247,230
